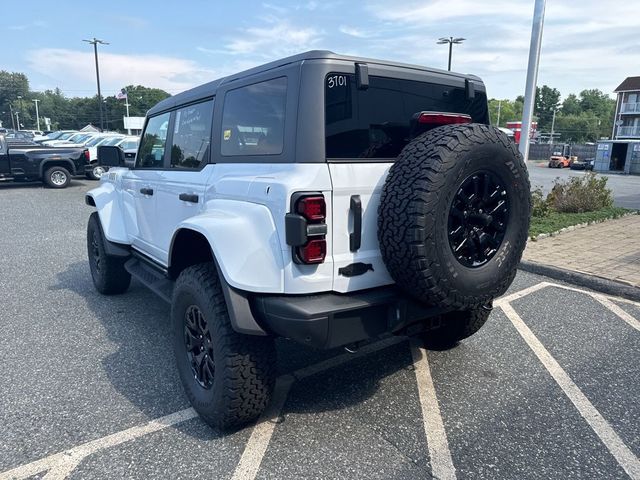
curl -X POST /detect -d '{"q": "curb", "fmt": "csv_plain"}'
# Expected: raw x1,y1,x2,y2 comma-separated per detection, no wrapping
518,260,640,303
529,211,638,241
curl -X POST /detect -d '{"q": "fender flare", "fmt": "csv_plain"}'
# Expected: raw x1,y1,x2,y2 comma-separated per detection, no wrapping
170,199,285,294
85,183,129,244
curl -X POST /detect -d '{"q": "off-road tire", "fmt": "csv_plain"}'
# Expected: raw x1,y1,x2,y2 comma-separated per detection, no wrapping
420,306,492,350
378,124,531,310
87,212,131,294
44,166,71,188
172,263,276,431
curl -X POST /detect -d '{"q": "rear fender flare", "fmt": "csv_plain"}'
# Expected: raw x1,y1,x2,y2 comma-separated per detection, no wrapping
171,199,284,293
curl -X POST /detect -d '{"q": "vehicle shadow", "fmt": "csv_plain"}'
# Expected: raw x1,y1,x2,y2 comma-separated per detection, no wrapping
52,261,412,438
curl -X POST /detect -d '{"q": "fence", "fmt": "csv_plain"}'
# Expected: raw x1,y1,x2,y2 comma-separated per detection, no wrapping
528,143,597,161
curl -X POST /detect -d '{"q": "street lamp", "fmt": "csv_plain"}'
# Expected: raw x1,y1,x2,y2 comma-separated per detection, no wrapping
33,99,41,131
83,37,109,130
437,37,466,71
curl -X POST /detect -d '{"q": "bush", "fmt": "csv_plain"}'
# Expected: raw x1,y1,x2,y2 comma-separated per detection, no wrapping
547,173,613,213
531,186,551,218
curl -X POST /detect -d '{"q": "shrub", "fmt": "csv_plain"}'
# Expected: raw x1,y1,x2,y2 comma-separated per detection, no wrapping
547,173,613,213
531,186,551,218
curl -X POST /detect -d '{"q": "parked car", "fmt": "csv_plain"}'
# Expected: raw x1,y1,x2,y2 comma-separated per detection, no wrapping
0,134,89,188
39,131,78,145
85,135,130,180
50,132,101,147
569,157,595,170
88,51,530,430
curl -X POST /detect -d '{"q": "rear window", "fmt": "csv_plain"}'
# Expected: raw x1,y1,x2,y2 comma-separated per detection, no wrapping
325,73,488,159
221,77,287,156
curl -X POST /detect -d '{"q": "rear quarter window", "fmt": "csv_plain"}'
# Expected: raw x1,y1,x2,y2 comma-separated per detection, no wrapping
221,77,287,157
325,73,488,159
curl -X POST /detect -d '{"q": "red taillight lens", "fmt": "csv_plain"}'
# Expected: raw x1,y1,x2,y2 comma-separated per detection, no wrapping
299,239,326,264
418,112,472,126
297,196,326,222
84,150,90,161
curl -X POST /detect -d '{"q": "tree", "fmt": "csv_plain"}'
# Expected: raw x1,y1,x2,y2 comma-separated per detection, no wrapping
561,94,581,116
534,85,561,131
0,71,30,129
488,98,524,127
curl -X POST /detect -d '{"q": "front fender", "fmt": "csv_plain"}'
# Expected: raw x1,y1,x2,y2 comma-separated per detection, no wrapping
85,182,129,244
173,199,284,293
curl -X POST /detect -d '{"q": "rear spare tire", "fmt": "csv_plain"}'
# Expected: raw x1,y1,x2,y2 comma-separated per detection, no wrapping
378,124,530,310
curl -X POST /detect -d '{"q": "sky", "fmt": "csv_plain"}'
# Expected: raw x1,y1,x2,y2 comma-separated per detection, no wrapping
3,1,638,101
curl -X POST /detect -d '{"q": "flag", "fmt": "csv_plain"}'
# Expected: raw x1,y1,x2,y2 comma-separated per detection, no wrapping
116,88,127,100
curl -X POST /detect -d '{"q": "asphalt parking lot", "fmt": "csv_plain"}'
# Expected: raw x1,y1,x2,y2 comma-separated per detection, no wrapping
527,162,640,209
1,180,638,480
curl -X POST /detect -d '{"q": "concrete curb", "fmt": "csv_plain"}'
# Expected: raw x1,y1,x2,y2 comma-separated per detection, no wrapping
529,211,638,242
518,260,640,303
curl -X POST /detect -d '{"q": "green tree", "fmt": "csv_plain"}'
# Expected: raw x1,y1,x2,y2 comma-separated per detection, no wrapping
561,94,581,116
0,71,30,129
534,85,561,131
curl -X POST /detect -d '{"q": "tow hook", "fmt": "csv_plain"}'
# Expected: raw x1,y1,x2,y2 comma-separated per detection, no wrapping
481,301,494,312
344,342,360,354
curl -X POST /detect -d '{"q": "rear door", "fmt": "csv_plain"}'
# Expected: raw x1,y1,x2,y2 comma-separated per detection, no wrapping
325,70,489,293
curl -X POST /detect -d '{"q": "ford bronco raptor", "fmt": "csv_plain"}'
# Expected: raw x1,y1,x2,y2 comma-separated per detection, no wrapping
86,51,531,430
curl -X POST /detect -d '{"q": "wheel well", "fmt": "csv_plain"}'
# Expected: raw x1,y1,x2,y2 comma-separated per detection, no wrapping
41,160,75,176
169,229,214,279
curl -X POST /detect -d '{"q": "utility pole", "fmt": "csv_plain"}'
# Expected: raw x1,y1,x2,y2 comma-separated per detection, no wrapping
124,100,131,135
549,108,556,144
16,95,23,130
83,37,109,131
519,0,546,160
9,104,16,130
33,99,41,131
437,37,466,71
497,100,502,126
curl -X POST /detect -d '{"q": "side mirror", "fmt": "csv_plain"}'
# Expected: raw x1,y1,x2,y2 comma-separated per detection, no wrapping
97,145,125,167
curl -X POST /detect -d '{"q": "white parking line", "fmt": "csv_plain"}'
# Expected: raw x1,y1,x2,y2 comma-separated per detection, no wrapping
593,295,640,332
0,408,198,480
500,302,640,480
0,337,405,480
410,341,457,480
230,335,406,480
231,375,295,480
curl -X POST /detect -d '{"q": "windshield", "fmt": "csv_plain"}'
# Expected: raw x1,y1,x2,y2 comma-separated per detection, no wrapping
55,132,74,141
103,136,126,146
85,136,108,147
65,133,86,143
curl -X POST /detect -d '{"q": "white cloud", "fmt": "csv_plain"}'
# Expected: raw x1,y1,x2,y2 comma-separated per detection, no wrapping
27,49,217,95
339,25,375,39
224,19,322,57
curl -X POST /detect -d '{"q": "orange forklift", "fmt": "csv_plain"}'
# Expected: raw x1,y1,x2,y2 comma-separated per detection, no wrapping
548,144,577,168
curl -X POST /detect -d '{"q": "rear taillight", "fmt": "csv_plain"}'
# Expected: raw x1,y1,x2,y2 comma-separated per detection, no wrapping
285,193,327,265
84,150,90,161
417,112,472,126
297,196,326,221
298,239,326,264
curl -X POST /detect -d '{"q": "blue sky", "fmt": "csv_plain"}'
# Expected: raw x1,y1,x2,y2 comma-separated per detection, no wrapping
3,1,638,100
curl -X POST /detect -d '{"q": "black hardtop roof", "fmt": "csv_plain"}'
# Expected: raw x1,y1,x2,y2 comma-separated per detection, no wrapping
148,50,482,116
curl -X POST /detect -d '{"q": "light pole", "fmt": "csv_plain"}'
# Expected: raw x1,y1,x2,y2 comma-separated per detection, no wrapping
83,37,109,130
9,104,16,130
33,99,41,131
519,0,546,160
16,95,23,130
437,37,466,71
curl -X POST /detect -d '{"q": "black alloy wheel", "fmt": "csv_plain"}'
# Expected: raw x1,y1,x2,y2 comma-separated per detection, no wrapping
184,305,215,389
447,171,509,268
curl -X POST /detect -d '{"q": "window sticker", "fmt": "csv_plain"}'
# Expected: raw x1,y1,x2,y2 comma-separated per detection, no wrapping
223,129,232,141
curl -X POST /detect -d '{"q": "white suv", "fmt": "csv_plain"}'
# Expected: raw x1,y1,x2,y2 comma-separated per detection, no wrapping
86,51,531,430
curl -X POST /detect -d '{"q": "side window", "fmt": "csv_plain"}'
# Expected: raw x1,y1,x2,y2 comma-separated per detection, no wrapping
136,112,170,168
221,77,287,156
170,99,214,169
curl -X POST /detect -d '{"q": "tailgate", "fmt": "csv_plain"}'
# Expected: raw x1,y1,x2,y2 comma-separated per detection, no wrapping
329,163,394,292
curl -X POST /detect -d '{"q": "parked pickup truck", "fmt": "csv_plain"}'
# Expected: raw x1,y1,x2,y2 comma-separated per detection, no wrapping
0,134,90,188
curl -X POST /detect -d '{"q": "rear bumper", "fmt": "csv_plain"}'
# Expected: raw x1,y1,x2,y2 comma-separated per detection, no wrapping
251,287,450,349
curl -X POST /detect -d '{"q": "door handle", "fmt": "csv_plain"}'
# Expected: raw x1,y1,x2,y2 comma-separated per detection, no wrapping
179,193,199,203
349,194,362,252
140,187,153,196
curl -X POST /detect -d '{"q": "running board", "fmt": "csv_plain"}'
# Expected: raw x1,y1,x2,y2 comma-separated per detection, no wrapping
124,258,174,304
